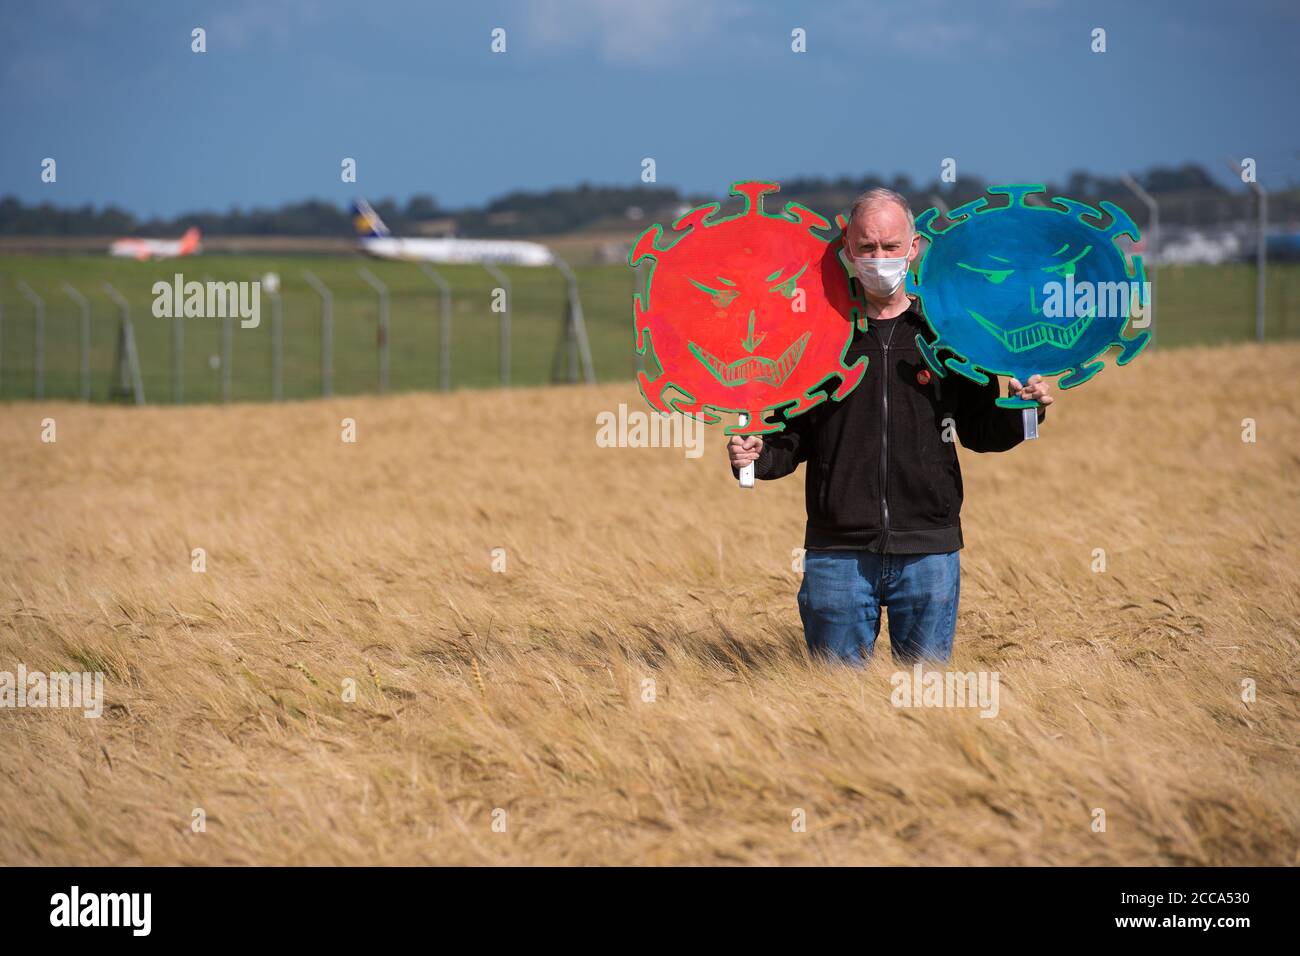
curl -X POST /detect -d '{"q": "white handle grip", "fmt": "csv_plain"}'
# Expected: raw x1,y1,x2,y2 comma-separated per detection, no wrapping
737,413,755,489
1021,406,1039,441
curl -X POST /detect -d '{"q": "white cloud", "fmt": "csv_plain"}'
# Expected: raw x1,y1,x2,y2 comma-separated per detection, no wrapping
524,0,752,66
806,0,1067,57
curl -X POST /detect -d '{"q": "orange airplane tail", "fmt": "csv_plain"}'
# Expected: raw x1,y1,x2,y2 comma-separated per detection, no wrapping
178,227,201,256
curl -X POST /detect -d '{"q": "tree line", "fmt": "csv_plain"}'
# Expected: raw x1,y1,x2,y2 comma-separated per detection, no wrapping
0,164,1282,239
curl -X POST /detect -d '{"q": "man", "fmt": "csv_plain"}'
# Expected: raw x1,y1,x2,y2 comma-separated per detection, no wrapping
727,188,1053,666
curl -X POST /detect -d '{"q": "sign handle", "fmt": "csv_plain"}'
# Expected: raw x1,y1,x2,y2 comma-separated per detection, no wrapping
737,413,755,489
1022,406,1039,441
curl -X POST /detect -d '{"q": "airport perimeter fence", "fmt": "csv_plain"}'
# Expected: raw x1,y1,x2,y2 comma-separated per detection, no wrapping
0,257,630,404
1116,175,1300,348
0,253,1297,405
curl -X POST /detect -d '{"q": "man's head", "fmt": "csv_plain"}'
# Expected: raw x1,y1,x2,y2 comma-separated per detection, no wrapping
843,187,920,263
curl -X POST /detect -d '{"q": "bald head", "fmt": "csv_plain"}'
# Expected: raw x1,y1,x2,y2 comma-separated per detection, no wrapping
844,188,919,262
848,188,915,235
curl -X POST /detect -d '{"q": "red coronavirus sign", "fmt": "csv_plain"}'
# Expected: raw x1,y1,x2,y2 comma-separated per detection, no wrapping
629,181,868,435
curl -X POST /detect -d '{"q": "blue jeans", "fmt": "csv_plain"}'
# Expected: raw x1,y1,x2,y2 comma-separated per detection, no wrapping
797,550,960,666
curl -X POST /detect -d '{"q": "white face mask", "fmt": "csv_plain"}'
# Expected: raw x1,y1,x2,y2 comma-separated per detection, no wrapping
849,252,911,297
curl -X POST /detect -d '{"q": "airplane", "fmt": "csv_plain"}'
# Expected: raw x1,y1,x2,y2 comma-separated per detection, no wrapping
1266,229,1300,262
352,198,554,266
109,226,202,261
1156,229,1242,266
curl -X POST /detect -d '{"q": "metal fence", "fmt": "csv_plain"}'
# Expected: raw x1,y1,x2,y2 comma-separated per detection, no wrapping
1118,171,1300,348
1,242,1297,404
0,258,599,404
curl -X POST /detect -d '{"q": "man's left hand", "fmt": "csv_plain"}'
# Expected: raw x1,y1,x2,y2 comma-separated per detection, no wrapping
1007,374,1054,406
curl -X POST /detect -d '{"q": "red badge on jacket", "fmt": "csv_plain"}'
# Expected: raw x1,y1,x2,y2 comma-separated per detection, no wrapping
916,368,932,386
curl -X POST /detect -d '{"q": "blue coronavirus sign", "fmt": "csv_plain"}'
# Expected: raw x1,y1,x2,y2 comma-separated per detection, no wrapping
909,184,1151,408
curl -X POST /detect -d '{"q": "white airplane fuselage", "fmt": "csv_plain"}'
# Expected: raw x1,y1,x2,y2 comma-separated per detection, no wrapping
360,236,554,267
109,239,186,260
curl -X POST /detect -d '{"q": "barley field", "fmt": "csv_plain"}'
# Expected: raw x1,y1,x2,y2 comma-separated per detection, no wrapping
1,341,1297,866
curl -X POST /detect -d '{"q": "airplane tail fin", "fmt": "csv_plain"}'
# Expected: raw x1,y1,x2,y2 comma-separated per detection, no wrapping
352,198,391,238
179,227,202,256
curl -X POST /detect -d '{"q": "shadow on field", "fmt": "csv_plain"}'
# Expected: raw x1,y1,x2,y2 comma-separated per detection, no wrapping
621,618,809,675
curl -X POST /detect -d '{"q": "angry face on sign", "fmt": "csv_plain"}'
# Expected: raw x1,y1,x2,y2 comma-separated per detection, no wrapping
630,181,867,436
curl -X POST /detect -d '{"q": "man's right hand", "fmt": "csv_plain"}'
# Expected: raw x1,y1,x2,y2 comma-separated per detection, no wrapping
728,435,763,470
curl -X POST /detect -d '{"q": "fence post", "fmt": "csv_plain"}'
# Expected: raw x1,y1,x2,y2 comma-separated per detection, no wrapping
418,263,452,392
60,282,91,401
16,281,45,399
553,256,596,384
483,263,511,387
204,275,232,403
1121,173,1159,348
358,267,390,394
1254,188,1268,343
103,283,145,405
173,296,184,404
303,270,333,397
222,310,233,402
270,286,283,401
1226,157,1268,343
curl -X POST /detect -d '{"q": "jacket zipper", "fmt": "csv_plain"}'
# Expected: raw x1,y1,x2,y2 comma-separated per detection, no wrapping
878,317,900,553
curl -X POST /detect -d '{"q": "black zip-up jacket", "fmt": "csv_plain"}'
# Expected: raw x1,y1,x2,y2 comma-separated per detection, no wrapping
735,297,1045,554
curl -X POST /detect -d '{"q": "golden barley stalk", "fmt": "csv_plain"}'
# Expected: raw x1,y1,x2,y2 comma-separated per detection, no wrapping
294,661,319,687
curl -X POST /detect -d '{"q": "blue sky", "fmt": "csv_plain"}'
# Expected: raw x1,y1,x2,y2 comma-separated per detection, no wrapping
2,0,1297,217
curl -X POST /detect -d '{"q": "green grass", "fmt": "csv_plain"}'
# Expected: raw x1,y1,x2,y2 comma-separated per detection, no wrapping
0,254,644,403
0,254,1295,403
